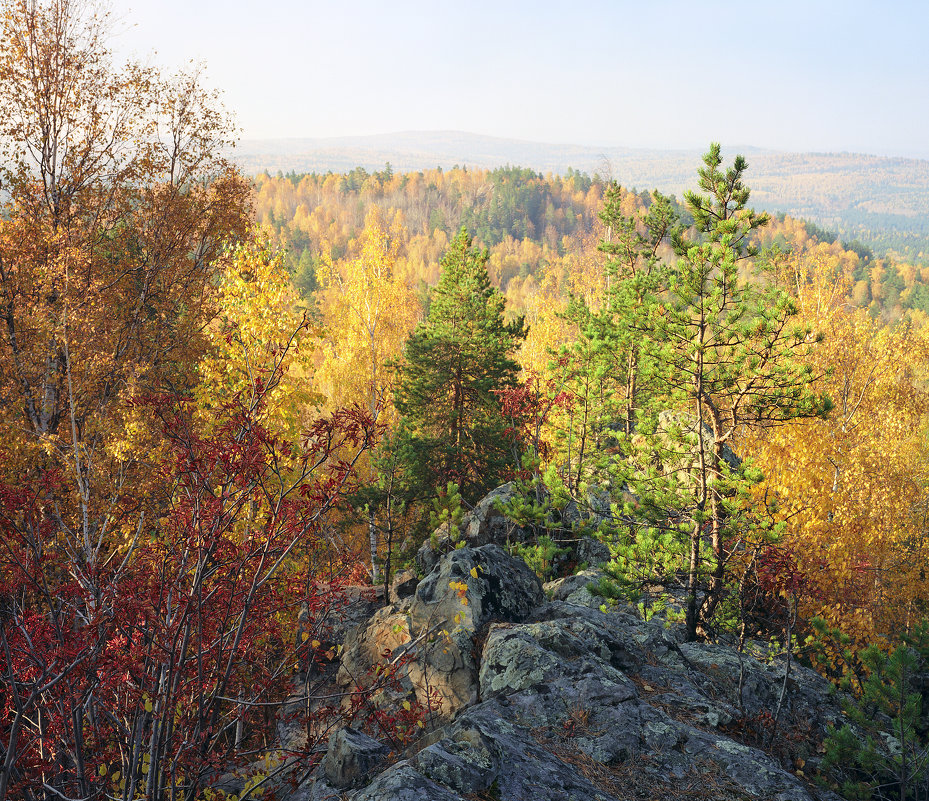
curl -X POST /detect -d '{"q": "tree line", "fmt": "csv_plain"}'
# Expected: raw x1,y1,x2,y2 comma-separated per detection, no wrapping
255,163,929,324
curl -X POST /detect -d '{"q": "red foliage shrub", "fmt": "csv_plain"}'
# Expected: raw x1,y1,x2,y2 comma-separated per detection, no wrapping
0,380,382,800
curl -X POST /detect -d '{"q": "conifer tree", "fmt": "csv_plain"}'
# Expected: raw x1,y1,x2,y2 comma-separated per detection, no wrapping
598,185,682,436
543,187,678,504
654,145,831,638
593,146,831,641
391,228,527,506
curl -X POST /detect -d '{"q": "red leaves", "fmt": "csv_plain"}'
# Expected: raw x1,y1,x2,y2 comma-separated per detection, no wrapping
0,372,380,798
493,371,572,472
755,544,810,598
345,649,440,748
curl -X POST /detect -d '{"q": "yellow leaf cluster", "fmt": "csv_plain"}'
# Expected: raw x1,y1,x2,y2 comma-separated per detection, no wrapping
315,209,421,423
195,232,320,440
0,0,251,556
742,304,929,643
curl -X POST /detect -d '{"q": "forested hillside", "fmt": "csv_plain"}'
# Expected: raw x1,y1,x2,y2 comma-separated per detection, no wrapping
266,150,929,647
238,132,929,265
254,165,929,322
6,2,929,800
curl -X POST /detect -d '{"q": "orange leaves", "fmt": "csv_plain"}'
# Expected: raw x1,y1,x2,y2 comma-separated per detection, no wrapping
0,0,250,564
448,579,469,605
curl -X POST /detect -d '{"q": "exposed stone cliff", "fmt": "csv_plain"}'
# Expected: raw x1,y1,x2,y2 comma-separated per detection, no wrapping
285,495,848,801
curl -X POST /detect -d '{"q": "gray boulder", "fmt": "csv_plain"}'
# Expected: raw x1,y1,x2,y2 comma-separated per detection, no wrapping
411,543,543,632
576,536,611,566
479,608,642,701
416,483,531,573
470,602,836,801
655,409,742,479
321,727,389,789
388,568,419,604
338,544,543,718
412,700,623,801
561,485,614,530
544,568,607,608
352,763,466,801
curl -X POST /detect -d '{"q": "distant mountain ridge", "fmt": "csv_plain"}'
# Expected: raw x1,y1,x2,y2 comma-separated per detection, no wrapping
232,131,929,262
234,131,718,185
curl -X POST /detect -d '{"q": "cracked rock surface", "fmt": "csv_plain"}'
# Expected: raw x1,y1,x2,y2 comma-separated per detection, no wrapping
285,489,848,801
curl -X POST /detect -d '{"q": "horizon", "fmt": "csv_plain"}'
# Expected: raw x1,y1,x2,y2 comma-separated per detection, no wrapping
109,0,929,161
234,129,929,164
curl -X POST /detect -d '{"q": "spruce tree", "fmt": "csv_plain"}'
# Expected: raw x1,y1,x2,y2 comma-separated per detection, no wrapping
391,228,527,506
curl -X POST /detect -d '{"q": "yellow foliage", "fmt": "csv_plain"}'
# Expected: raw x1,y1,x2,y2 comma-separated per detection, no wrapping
0,0,251,560
742,306,929,643
315,209,420,421
195,232,320,440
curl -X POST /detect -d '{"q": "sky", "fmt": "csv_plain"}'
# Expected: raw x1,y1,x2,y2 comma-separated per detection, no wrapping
108,0,929,158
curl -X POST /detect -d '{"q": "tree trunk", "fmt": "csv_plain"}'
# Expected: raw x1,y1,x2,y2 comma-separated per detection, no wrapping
369,510,379,585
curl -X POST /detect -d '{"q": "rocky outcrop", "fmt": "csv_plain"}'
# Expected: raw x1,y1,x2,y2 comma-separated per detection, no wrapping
322,728,389,789
303,595,842,800
352,763,467,801
575,536,610,567
280,487,850,801
388,569,418,604
337,543,543,717
473,601,841,800
655,409,742,478
544,567,608,608
411,701,623,801
416,483,532,573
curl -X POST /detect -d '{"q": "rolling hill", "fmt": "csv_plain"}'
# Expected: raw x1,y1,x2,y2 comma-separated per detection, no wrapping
232,131,929,263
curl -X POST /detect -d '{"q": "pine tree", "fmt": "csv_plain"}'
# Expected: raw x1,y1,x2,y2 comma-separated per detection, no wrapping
598,186,681,435
391,228,527,506
594,146,831,641
653,144,831,638
543,187,679,511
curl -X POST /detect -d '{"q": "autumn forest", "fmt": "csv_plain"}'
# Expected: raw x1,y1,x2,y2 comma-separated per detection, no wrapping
4,1,929,800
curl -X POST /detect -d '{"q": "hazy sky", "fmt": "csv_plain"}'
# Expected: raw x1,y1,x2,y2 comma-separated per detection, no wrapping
108,0,929,157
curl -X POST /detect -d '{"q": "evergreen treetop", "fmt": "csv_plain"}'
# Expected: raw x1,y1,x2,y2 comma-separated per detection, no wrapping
392,228,527,506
